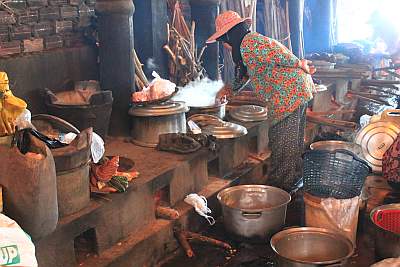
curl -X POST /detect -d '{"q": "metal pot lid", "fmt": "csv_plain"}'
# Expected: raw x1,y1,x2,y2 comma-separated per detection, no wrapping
355,121,400,172
189,99,228,109
230,105,268,122
128,101,189,117
202,121,248,139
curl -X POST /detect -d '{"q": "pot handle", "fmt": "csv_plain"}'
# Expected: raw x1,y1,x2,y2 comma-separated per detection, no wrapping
241,212,262,219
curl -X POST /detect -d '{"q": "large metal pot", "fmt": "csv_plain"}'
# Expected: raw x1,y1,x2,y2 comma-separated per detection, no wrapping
188,99,227,119
271,227,354,267
370,204,400,260
217,185,291,239
129,101,189,147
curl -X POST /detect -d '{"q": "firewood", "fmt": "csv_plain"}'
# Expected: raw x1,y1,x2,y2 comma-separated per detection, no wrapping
133,49,149,87
174,229,195,258
156,206,180,220
135,74,145,90
163,45,177,62
185,231,232,250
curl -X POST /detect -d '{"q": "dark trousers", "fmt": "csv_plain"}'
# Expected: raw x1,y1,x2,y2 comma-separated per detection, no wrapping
268,104,307,191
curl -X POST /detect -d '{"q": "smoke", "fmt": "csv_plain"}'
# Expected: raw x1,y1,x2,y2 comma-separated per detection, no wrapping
172,78,224,107
146,58,158,70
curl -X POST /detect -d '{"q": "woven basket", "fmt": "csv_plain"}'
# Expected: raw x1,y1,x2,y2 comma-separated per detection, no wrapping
303,149,371,199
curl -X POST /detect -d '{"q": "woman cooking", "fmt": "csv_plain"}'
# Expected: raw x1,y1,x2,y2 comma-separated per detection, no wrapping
208,11,316,191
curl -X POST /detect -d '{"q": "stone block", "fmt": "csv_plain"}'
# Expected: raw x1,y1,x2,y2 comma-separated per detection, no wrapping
27,0,48,9
10,25,32,40
39,6,60,21
0,11,17,25
32,21,53,37
60,6,79,19
23,38,44,53
48,0,68,5
95,184,155,253
0,25,9,42
69,0,83,6
44,35,63,49
55,20,73,34
36,231,77,267
6,0,27,10
189,152,208,192
216,135,249,177
17,10,39,24
169,163,195,206
0,41,21,56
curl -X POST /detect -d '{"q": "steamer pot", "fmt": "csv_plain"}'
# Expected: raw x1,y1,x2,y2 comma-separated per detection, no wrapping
129,101,189,147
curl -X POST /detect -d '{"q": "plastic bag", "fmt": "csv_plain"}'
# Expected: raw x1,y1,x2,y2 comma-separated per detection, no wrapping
132,72,176,102
359,114,371,128
148,71,176,99
0,214,38,267
15,109,32,130
14,128,68,154
304,193,360,246
184,193,215,225
91,132,105,163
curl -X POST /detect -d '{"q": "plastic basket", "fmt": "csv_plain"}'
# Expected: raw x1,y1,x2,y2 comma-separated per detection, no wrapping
373,208,400,234
302,149,371,199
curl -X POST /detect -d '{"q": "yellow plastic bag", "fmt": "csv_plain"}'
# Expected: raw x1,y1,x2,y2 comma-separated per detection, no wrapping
0,72,27,136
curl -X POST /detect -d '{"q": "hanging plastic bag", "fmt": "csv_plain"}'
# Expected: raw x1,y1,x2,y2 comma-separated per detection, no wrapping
0,72,27,136
91,132,105,163
0,214,38,267
15,109,32,130
184,193,215,225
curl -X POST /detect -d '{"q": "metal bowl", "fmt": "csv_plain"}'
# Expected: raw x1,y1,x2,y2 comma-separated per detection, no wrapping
271,227,354,267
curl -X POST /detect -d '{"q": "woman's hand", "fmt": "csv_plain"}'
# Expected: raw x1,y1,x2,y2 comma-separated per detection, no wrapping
299,59,316,75
216,84,233,102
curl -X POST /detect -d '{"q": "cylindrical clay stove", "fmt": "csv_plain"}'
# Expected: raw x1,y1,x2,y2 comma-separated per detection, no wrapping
129,101,189,147
32,114,92,218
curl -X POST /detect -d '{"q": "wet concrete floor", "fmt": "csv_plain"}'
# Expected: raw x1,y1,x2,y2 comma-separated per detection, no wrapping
161,194,378,267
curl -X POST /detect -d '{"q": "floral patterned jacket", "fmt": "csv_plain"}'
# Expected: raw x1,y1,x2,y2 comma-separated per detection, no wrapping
238,32,315,126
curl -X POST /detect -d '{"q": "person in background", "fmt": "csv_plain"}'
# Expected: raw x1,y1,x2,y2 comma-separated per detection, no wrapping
208,11,316,191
